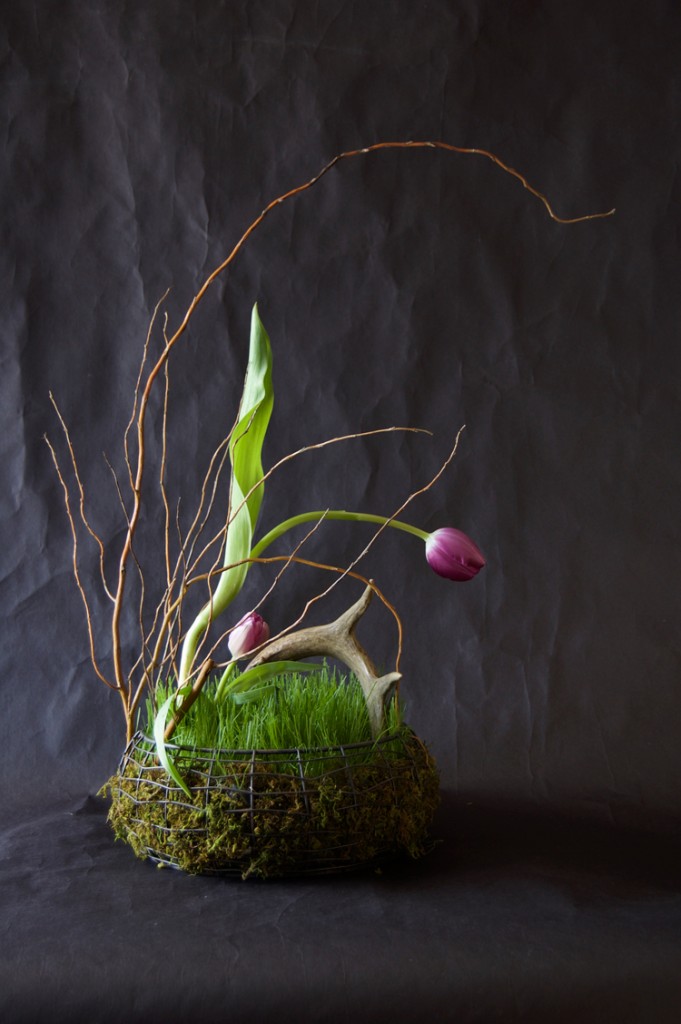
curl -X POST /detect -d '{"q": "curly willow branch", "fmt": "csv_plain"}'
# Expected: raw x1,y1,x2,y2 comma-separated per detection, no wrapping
146,140,614,405
65,139,612,740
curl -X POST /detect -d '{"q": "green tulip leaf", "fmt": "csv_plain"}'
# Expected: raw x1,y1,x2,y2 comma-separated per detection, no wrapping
230,303,274,532
229,682,278,704
219,660,316,699
212,301,274,613
152,692,192,798
177,304,273,685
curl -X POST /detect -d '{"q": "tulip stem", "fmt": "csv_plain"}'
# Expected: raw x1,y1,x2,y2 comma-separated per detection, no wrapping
250,510,430,559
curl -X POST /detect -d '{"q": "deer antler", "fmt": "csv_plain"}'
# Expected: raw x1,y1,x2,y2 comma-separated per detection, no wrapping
245,584,401,737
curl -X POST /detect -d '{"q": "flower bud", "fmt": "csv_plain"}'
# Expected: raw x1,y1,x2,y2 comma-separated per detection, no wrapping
228,612,270,658
425,528,485,582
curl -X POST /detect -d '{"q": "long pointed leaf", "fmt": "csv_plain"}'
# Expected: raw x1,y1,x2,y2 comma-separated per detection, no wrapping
219,660,316,698
230,304,274,531
178,305,274,685
229,683,279,705
211,303,274,609
152,692,192,798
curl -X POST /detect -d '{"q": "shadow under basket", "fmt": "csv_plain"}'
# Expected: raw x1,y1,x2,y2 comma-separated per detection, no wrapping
106,729,440,879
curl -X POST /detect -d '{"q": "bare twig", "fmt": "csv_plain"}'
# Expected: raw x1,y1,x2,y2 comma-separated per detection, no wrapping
177,426,431,680
163,658,215,741
160,359,172,590
196,515,331,668
185,426,431,584
124,290,170,493
155,424,461,684
245,556,405,674
253,426,467,639
182,435,233,573
134,417,236,690
241,516,330,616
102,452,151,664
48,394,115,603
44,435,117,691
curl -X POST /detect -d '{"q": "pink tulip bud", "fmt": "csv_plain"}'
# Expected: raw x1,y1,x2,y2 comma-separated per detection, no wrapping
425,528,485,582
228,612,270,658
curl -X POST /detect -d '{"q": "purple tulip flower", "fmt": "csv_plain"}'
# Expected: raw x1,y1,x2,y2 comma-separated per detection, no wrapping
425,528,485,582
228,612,270,658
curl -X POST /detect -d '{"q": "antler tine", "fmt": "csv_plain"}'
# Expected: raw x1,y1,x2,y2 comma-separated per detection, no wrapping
245,584,401,737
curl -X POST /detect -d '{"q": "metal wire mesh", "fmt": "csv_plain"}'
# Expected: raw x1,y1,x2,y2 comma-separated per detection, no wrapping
108,730,439,878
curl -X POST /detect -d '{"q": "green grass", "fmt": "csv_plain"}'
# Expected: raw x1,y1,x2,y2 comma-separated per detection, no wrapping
145,663,404,754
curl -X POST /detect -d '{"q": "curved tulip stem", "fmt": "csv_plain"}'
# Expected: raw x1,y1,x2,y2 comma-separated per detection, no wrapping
250,510,429,559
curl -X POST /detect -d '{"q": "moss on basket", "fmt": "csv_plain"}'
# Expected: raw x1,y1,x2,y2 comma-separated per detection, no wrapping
103,668,440,878
105,728,439,879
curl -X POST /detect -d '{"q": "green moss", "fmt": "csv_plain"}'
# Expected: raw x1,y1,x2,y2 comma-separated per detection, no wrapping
104,729,439,879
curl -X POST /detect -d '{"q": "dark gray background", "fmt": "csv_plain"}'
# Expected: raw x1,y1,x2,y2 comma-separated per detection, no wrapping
2,2,681,1021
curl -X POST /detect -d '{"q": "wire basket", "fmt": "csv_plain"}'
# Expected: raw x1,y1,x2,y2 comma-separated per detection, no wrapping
106,729,440,879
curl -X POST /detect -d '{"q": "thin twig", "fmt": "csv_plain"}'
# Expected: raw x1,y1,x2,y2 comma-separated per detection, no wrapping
179,426,432,679
245,556,404,674
186,426,431,583
124,290,170,493
197,514,330,668
181,425,464,674
44,435,118,691
137,414,237,687
248,426,467,640
130,506,189,712
48,394,115,603
128,355,179,686
102,453,154,689
182,435,233,573
242,515,329,615
160,358,172,590
164,658,215,741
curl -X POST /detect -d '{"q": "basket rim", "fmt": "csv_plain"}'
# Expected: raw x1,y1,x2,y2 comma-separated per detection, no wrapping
127,727,409,759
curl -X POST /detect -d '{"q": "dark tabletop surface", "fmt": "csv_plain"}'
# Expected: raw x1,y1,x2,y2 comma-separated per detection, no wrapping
2,791,680,1024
